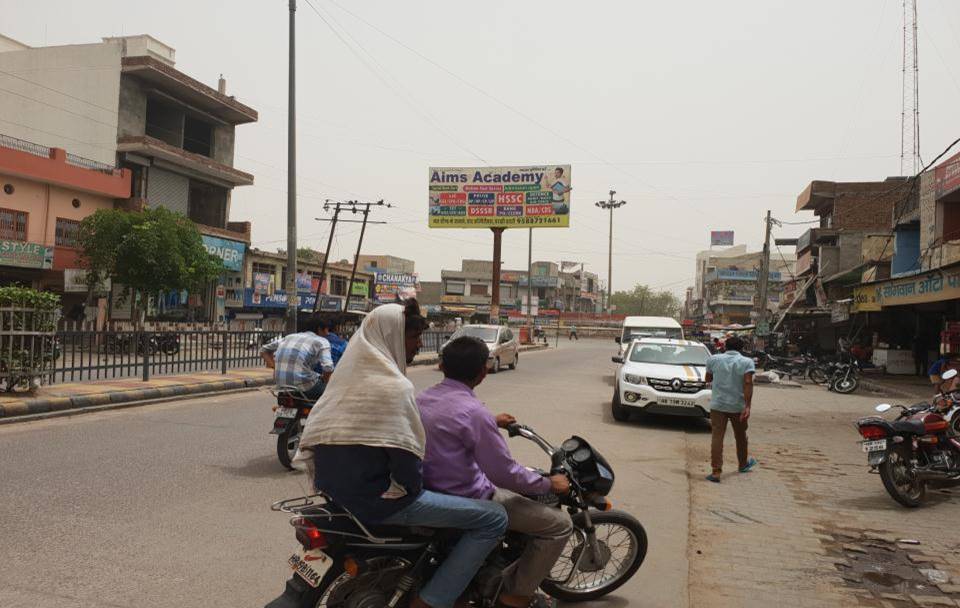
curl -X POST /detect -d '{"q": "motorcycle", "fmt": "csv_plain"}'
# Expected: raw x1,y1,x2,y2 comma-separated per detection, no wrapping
154,332,181,355
855,369,960,507
828,359,860,394
270,386,314,469
264,423,647,607
756,351,817,381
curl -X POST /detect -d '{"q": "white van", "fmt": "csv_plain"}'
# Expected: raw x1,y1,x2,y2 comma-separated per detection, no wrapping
615,316,684,356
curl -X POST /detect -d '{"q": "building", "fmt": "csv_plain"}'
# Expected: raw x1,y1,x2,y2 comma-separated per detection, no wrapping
356,254,419,304
0,133,131,311
0,34,258,323
440,259,521,319
356,254,415,274
240,249,375,321
691,245,794,326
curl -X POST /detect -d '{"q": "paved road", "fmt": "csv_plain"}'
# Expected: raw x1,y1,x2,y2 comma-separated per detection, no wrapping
0,339,693,608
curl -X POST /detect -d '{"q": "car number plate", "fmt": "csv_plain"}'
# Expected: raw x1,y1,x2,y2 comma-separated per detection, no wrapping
288,547,333,588
275,407,298,419
659,397,694,407
861,439,887,453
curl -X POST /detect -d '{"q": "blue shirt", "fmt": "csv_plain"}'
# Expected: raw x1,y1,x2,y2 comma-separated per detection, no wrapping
706,351,756,413
261,331,333,390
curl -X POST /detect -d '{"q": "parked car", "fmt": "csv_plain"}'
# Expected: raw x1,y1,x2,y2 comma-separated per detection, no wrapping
611,338,712,422
442,324,519,373
614,316,685,358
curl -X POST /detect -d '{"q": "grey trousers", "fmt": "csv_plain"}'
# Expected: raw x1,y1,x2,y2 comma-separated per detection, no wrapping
492,488,574,596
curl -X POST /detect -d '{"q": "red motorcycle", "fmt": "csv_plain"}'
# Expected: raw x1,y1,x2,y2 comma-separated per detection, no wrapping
856,398,960,507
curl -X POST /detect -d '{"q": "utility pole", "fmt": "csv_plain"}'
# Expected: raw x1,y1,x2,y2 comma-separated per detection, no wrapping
285,0,298,333
756,210,775,335
526,228,533,324
595,190,627,313
311,200,341,314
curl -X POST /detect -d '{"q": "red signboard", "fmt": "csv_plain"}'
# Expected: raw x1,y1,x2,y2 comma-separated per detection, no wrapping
935,151,960,199
468,206,495,216
439,192,467,205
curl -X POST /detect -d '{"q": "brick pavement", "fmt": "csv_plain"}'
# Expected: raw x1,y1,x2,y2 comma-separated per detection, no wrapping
686,384,960,608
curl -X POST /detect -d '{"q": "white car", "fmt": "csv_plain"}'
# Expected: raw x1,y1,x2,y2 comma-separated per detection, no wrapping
442,324,519,373
611,338,712,422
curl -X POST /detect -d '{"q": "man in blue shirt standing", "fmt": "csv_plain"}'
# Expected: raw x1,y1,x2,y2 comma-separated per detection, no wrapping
704,335,758,482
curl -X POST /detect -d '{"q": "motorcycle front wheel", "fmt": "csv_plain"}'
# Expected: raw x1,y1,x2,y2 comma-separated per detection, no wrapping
879,444,925,507
832,373,859,394
541,510,647,602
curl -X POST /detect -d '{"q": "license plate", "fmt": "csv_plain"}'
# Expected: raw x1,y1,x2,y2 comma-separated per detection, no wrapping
659,397,694,406
275,407,298,419
288,547,333,588
861,439,887,453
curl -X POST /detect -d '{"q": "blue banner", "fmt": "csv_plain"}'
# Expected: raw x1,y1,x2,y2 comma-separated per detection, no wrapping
202,235,246,272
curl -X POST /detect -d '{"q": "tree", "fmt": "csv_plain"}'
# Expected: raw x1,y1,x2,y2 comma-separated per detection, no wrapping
610,284,682,319
78,207,224,325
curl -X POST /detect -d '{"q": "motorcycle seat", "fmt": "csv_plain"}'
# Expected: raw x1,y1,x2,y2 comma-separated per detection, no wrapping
891,420,926,435
277,391,313,406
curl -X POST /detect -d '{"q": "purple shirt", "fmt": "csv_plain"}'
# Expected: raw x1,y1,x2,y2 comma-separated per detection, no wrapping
417,378,552,499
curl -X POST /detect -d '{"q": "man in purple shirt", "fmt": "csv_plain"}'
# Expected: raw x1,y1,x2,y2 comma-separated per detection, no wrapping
418,337,573,608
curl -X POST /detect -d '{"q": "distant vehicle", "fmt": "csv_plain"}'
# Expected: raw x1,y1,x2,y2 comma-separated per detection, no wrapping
611,338,712,422
615,316,684,358
443,324,519,373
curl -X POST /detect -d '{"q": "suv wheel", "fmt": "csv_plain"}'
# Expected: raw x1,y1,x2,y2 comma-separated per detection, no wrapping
611,383,630,422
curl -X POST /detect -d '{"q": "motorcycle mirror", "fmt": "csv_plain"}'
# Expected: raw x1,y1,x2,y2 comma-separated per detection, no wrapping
943,369,958,381
875,403,893,413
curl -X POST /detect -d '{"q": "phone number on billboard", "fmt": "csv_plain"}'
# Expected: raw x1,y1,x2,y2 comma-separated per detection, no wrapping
429,216,567,227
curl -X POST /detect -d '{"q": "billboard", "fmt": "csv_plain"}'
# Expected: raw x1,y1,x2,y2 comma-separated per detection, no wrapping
429,165,571,229
373,272,419,303
201,235,245,272
710,231,734,247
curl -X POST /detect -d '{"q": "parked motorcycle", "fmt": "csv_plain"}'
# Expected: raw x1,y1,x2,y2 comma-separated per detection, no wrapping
154,332,181,355
270,386,314,469
756,351,817,381
264,423,647,607
828,359,860,394
855,369,960,507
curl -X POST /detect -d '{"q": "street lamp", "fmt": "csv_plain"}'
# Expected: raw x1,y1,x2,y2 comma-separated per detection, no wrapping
596,190,627,314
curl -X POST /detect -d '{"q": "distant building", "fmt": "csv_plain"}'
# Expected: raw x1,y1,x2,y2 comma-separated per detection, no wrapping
356,254,415,274
691,245,795,326
0,34,258,322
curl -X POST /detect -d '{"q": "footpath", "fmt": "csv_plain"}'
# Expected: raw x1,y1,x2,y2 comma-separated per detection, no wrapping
0,343,548,422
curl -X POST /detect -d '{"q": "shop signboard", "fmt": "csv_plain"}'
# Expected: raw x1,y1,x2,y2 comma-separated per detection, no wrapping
253,272,273,295
243,288,317,310
350,281,369,297
319,296,343,312
518,275,560,288
0,240,53,269
710,231,734,247
831,301,851,323
428,165,571,229
441,295,464,304
63,269,111,293
935,151,960,199
711,269,782,282
852,286,881,312
201,235,245,272
373,272,419,302
859,267,960,309
296,272,313,291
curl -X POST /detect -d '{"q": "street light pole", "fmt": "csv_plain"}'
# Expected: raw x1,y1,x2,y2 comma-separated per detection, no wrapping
596,190,627,314
285,0,298,333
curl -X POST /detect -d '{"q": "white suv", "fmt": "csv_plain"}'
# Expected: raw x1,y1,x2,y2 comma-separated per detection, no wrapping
611,338,712,422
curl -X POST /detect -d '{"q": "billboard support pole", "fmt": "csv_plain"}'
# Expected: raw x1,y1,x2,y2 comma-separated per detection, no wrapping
527,228,533,324
491,227,505,321
285,0,298,333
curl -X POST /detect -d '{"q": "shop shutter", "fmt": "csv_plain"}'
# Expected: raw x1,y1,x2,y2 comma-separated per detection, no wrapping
146,167,189,214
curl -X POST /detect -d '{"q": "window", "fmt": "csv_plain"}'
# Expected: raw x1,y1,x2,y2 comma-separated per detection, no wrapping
331,275,347,296
470,283,489,296
55,218,81,247
445,281,465,295
252,263,276,277
369,261,378,268
0,208,27,241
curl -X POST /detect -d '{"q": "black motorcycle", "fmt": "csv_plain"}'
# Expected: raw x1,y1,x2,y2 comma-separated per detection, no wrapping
270,387,314,469
265,423,647,607
828,359,860,394
154,332,181,355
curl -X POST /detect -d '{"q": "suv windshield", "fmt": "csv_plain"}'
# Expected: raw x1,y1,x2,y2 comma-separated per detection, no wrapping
629,343,708,366
623,327,683,341
458,326,499,343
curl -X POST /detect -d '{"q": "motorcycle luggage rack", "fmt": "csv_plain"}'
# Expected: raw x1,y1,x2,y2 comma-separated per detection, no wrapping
265,385,311,400
272,494,403,544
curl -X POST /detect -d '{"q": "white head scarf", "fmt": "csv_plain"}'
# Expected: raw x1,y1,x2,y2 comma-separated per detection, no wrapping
292,304,426,475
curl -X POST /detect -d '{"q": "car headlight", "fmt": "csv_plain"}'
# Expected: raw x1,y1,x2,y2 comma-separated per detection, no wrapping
624,374,646,385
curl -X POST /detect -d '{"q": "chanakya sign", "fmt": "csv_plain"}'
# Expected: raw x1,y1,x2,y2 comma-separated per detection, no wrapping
0,240,53,269
428,165,571,229
373,272,418,303
201,235,245,272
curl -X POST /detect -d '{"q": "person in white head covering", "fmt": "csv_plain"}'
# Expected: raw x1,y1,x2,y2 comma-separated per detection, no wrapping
293,300,507,608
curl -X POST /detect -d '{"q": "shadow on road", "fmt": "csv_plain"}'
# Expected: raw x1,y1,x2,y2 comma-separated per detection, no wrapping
217,453,298,479
602,402,711,434
560,595,632,608
836,488,954,511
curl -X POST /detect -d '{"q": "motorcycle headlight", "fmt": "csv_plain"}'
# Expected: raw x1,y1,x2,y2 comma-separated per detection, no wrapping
624,373,646,385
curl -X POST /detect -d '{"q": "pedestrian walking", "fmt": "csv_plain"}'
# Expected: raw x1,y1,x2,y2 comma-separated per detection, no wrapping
704,335,757,482
569,325,578,341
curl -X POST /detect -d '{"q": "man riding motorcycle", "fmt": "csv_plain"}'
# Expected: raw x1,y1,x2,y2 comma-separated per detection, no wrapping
261,316,334,400
417,336,573,608
292,301,508,608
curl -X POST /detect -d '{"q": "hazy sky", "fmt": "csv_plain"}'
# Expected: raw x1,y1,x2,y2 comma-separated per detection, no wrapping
5,0,960,295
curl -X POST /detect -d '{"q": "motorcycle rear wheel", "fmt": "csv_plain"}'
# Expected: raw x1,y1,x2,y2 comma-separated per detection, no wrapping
879,444,925,508
541,510,647,602
277,419,302,470
808,367,829,385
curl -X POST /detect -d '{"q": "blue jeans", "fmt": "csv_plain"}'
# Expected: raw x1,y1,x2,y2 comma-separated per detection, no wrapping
302,379,326,400
380,490,508,608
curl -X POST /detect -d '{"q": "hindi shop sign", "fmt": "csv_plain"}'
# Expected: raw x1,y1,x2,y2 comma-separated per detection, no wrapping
935,151,960,199
0,240,53,269
710,231,734,247
201,235,245,272
428,165,571,229
863,269,960,309
373,272,419,303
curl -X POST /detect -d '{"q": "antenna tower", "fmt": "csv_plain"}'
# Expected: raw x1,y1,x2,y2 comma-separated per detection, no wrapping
901,0,920,175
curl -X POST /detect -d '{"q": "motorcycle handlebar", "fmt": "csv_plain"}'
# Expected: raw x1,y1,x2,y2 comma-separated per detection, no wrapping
506,423,557,456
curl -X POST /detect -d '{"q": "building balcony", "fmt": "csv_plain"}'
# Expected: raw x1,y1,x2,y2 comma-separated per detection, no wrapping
0,134,131,198
796,227,839,254
117,135,253,187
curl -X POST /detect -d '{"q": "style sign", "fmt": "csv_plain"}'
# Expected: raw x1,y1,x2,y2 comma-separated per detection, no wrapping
0,240,53,269
201,235,245,272
429,165,571,228
710,231,734,247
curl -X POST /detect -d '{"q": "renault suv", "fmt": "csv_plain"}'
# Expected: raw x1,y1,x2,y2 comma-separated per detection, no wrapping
611,338,712,422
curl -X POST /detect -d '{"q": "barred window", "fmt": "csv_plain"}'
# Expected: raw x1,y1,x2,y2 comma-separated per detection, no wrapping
0,208,27,241
55,218,81,247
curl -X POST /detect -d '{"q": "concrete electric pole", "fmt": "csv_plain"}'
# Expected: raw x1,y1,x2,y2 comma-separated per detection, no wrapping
596,190,627,313
285,0,298,333
755,210,779,337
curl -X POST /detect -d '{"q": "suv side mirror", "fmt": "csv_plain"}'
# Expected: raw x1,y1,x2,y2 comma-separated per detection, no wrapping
614,336,621,343
611,356,624,364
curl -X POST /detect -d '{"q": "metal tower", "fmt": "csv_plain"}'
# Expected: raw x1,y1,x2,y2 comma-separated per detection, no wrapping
901,0,920,175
